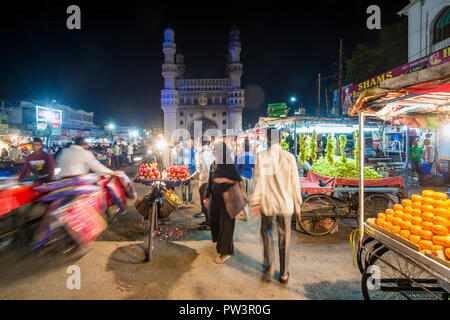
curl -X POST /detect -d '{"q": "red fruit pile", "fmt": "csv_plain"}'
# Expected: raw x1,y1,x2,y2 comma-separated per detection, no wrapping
166,166,189,181
138,163,160,180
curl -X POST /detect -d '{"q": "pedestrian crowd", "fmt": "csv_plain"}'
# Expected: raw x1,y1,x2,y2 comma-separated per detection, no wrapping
178,128,302,284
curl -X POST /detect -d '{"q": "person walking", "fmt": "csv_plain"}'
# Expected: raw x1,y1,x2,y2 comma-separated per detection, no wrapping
112,142,121,170
235,138,255,220
250,128,302,284
127,142,134,165
178,139,196,204
204,141,242,264
186,136,215,229
56,136,114,178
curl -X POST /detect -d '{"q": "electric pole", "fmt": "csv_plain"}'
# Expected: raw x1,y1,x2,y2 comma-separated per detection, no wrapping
337,38,343,117
317,73,321,117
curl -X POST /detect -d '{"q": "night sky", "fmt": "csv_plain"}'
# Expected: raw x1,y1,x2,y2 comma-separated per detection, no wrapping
0,0,409,129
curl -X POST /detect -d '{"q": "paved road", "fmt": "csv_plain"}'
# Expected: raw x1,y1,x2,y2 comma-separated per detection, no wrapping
0,166,363,299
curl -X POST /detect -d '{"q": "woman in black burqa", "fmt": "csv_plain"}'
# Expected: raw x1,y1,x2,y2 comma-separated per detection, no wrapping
204,141,242,264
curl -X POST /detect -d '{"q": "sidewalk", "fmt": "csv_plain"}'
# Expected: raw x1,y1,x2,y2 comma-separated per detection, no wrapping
0,167,363,299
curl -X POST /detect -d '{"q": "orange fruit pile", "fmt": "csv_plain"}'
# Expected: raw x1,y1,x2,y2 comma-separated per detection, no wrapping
375,190,450,261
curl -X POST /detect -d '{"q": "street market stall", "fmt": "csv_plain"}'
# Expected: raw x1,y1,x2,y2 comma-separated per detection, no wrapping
350,62,450,300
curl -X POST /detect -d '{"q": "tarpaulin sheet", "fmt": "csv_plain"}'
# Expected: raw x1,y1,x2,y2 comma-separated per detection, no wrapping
306,170,405,188
0,184,39,218
299,176,333,195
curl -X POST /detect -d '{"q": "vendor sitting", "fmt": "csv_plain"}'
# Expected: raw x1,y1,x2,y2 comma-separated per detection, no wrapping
17,137,55,183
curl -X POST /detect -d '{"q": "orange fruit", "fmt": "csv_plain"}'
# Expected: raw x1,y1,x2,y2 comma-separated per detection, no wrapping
385,208,395,215
434,200,447,209
411,194,423,203
402,199,413,207
445,199,450,208
420,249,428,254
402,213,413,222
432,192,447,201
391,225,401,234
400,230,411,239
433,216,450,228
445,248,450,260
376,218,385,227
422,197,436,207
432,235,445,246
432,224,449,236
401,220,413,230
422,221,434,231
412,201,422,210
377,213,386,220
419,240,433,250
422,212,435,222
410,225,423,235
412,216,423,226
393,217,403,226
393,204,404,212
443,236,450,247
383,221,393,232
412,208,422,217
385,214,395,223
434,208,450,219
431,245,444,255
403,206,414,214
422,190,435,198
394,210,404,218
421,204,434,213
420,229,434,240
409,234,421,244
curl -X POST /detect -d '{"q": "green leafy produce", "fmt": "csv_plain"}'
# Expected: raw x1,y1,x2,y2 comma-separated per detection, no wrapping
354,131,360,169
326,135,336,165
339,135,347,164
310,156,382,179
310,131,317,162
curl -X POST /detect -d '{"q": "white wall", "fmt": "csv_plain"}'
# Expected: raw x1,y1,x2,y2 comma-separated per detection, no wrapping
407,0,449,62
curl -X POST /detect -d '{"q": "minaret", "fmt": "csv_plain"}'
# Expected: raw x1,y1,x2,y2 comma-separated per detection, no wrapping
176,53,185,79
227,23,244,131
161,26,179,139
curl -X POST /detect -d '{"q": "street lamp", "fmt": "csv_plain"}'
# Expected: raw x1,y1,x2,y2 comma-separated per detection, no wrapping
290,96,296,103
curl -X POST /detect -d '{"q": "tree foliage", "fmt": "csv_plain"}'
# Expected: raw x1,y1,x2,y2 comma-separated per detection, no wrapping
344,17,408,84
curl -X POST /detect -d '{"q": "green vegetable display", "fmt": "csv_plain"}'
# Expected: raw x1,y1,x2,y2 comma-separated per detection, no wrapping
326,135,336,165
310,156,382,179
310,131,317,162
339,135,347,164
354,131,360,169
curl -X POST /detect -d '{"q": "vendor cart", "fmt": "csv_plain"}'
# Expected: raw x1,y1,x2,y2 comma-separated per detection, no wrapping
297,172,406,236
350,62,450,299
133,177,181,262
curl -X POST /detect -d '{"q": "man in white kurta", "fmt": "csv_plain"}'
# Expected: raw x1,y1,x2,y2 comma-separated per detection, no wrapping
250,128,302,284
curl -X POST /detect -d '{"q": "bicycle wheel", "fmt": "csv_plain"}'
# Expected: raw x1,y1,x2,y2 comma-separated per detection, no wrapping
144,203,157,262
361,246,449,300
298,195,340,236
356,236,381,275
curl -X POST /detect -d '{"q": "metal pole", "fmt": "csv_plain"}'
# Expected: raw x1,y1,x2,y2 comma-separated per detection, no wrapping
406,127,410,185
318,73,321,117
338,39,343,116
359,112,365,240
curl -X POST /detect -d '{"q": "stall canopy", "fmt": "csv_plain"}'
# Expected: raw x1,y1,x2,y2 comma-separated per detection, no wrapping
349,62,450,127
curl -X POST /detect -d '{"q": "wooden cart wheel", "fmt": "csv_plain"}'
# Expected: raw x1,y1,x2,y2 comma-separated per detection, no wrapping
362,246,449,300
298,194,340,236
361,193,395,221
